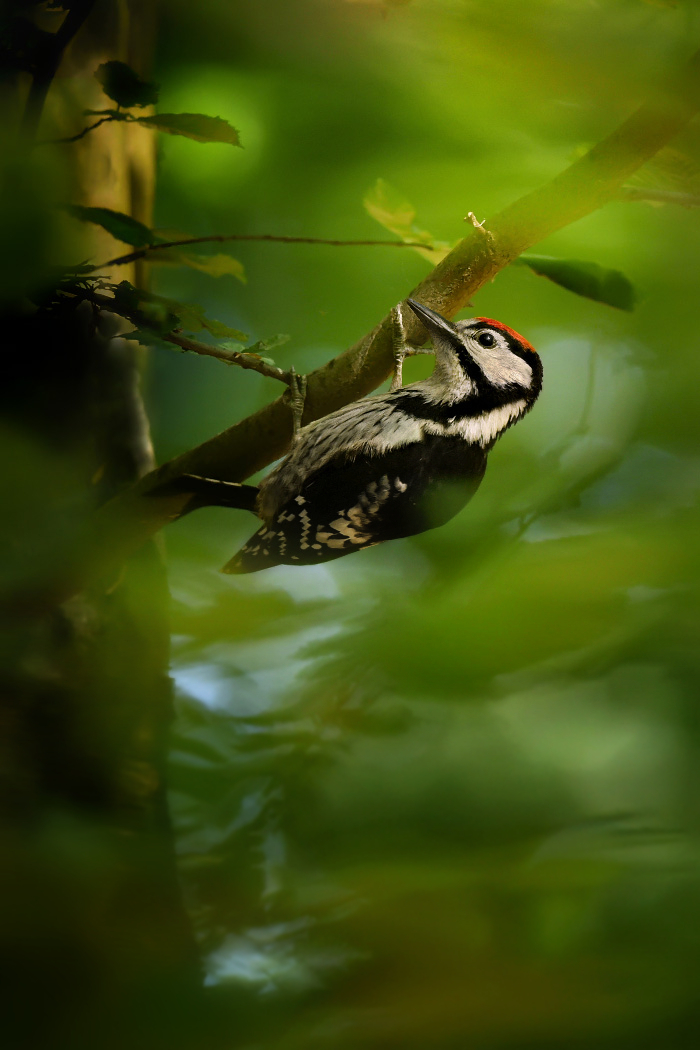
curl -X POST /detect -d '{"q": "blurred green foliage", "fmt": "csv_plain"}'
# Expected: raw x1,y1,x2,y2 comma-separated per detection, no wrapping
4,0,700,1048
156,1,700,1046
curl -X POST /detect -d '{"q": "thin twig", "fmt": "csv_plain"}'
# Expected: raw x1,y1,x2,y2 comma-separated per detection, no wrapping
92,234,437,270
76,288,293,384
43,115,119,145
163,332,293,384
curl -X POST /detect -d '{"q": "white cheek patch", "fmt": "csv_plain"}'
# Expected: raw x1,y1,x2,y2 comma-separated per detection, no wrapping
470,345,533,388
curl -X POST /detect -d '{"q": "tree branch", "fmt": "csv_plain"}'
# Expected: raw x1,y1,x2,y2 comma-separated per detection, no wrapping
93,233,436,270
145,49,700,487
29,47,700,602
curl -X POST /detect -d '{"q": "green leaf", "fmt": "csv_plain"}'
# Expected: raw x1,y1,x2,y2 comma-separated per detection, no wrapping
122,328,168,348
135,113,242,146
95,61,159,108
219,334,290,363
112,281,179,335
148,294,248,341
246,334,290,355
364,178,419,236
65,205,158,248
109,281,248,342
199,315,249,341
517,254,636,311
150,250,246,282
363,178,451,263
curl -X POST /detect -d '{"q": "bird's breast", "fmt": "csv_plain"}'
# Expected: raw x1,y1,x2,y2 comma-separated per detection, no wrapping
422,399,528,447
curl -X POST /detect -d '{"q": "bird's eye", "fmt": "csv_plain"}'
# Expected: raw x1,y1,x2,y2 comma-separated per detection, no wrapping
477,331,496,348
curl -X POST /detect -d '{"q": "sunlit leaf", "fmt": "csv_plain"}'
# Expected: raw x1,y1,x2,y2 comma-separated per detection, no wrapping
95,60,159,108
65,205,158,247
364,179,418,233
135,112,242,146
517,254,636,311
151,250,247,282
198,315,249,341
363,178,451,263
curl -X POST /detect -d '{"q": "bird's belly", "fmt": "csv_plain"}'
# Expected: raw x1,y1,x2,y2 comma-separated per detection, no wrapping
286,436,486,555
381,437,487,535
226,436,487,573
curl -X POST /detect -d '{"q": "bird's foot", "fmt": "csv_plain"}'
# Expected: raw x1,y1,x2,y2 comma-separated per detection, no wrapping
390,301,432,391
284,367,308,445
390,302,408,391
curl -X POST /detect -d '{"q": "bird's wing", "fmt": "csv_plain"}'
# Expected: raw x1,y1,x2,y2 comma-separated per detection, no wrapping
258,395,424,522
223,435,486,574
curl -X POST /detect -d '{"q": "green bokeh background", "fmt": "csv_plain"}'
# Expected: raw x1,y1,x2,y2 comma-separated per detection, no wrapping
8,0,700,1047
158,2,700,1045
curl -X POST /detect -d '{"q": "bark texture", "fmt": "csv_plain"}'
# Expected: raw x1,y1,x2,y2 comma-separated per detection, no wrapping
1,4,199,1047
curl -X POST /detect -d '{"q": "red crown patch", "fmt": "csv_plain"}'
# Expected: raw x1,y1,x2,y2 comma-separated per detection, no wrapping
475,317,536,355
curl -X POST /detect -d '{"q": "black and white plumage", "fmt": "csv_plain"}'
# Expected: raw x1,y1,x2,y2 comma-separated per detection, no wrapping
175,300,542,573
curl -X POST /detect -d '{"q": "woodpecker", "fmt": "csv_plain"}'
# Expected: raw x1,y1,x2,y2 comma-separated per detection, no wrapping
169,300,542,573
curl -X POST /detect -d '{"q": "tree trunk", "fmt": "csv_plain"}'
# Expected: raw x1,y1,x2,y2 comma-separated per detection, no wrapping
0,4,200,1047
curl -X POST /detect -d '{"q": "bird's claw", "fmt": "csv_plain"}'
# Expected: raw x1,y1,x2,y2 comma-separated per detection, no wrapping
390,302,432,391
390,302,410,391
285,367,308,445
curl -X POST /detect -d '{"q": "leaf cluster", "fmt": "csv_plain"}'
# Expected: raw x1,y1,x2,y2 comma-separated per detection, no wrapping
63,61,243,147
100,280,248,343
65,206,247,284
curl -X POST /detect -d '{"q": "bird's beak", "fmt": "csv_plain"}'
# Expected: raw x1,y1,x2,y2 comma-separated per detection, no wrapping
406,299,457,341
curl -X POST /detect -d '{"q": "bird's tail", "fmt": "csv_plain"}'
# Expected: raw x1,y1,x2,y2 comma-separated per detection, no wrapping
147,473,260,518
220,523,284,574
147,473,280,572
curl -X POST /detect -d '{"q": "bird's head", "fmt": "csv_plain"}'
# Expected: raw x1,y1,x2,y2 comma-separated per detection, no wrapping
406,299,542,408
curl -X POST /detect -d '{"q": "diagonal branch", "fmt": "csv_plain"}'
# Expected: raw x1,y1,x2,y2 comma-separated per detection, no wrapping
30,46,700,602
146,48,700,489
